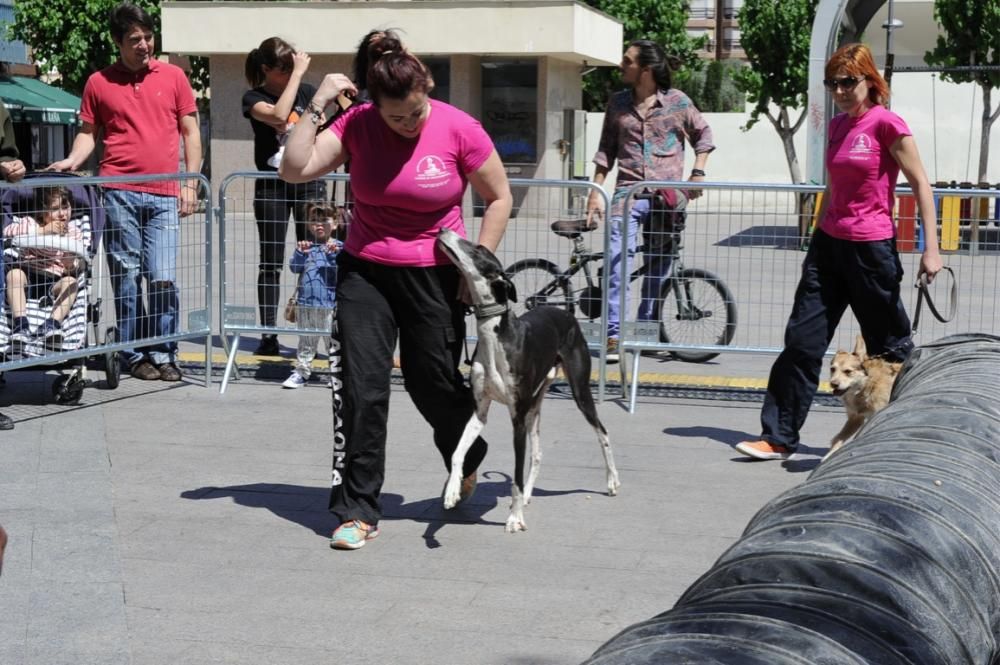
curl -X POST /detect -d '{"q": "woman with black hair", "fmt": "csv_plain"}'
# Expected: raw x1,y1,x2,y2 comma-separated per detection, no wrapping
280,37,512,550
242,37,327,356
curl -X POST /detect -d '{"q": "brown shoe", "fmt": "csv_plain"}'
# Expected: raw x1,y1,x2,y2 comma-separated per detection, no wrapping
157,362,182,382
130,360,161,381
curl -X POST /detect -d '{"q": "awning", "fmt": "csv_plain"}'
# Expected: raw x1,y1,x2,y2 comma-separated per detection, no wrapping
0,76,80,125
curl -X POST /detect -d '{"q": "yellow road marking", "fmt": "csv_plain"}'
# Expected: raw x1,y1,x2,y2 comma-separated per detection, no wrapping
182,351,836,394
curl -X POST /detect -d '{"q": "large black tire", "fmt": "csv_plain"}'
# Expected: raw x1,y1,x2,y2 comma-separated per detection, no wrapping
504,259,570,317
658,268,737,363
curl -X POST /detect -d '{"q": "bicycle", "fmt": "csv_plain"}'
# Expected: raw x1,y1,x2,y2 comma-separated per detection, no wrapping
503,193,737,362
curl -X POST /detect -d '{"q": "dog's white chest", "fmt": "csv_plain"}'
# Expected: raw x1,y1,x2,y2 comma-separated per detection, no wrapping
471,330,516,404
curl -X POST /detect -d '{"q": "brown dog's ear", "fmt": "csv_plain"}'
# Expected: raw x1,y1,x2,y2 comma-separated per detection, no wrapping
853,334,868,360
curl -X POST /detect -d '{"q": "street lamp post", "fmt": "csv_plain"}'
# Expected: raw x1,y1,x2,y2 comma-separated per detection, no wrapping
882,0,904,99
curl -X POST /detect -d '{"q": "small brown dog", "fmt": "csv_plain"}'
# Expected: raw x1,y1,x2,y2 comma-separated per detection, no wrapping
825,335,902,460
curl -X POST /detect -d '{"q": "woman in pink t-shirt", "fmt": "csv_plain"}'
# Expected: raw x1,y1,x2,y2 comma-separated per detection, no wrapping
737,43,943,462
281,34,512,550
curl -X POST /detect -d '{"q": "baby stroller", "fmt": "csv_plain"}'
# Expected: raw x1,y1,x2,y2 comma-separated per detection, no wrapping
0,171,120,404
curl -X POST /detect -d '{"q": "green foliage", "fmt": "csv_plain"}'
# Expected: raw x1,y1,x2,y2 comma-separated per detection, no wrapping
925,0,1000,181
733,0,818,130
675,60,747,112
702,59,723,110
6,0,206,97
581,0,707,110
925,0,1000,89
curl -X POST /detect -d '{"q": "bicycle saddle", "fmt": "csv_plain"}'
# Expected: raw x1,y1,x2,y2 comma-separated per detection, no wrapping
551,218,598,239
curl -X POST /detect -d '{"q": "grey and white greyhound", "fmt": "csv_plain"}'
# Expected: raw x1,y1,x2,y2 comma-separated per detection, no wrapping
436,228,620,533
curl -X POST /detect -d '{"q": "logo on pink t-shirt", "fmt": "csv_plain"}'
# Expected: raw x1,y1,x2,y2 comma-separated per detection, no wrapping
415,156,451,188
849,133,876,156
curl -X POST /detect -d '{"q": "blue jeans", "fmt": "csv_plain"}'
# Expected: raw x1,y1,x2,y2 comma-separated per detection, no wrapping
103,188,179,367
606,198,673,338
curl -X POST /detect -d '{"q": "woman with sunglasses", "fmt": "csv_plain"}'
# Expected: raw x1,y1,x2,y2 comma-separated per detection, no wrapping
243,37,328,356
736,42,942,462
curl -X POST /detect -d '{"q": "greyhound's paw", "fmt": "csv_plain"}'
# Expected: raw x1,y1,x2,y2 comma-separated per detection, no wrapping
505,515,527,533
442,476,462,510
607,473,621,496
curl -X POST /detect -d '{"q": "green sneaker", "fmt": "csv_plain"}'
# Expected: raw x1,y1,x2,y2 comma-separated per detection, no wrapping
330,520,380,550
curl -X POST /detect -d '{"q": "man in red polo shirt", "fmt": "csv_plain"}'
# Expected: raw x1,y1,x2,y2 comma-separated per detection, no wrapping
50,2,201,382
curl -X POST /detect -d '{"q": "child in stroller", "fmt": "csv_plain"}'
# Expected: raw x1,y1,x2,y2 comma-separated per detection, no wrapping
4,185,87,352
0,172,117,404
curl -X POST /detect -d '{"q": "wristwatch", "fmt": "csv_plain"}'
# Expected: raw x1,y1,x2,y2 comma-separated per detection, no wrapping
690,168,706,177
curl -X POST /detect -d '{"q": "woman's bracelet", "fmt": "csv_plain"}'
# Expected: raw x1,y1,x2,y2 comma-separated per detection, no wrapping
307,101,325,124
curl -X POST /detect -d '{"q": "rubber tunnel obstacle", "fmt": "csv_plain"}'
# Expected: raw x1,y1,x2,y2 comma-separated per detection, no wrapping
584,333,1000,665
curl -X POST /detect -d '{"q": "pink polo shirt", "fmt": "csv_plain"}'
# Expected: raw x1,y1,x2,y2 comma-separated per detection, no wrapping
330,99,495,267
80,60,198,196
822,104,910,241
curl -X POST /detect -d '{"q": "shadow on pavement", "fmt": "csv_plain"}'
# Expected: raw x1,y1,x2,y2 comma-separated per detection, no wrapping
180,473,607,548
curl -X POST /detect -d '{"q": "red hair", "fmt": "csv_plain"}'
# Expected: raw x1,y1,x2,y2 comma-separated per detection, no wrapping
825,43,890,107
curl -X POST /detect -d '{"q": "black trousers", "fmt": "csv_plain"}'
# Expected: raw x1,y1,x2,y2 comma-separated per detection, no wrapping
760,230,913,450
254,178,327,327
328,252,488,525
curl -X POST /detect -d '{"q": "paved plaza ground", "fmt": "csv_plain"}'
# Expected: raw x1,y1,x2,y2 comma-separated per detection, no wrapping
0,343,845,665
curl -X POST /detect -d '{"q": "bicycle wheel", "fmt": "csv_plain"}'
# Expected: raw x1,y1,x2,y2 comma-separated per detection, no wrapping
505,259,571,317
658,268,737,363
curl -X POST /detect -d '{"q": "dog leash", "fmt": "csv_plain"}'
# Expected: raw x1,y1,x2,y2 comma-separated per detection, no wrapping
912,266,957,333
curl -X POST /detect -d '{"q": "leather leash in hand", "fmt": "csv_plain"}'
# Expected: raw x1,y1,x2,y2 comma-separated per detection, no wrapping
912,266,957,333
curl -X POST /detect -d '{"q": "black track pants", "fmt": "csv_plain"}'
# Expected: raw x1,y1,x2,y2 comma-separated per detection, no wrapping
328,252,488,525
760,230,913,450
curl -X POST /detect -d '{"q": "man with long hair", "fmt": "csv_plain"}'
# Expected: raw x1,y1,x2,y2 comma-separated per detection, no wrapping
587,40,715,362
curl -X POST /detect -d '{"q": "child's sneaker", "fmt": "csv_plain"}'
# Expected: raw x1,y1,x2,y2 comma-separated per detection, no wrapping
9,316,31,352
282,371,308,389
36,318,63,350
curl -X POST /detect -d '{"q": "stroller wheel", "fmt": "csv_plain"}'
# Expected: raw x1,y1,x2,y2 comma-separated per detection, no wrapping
104,326,121,389
52,375,84,405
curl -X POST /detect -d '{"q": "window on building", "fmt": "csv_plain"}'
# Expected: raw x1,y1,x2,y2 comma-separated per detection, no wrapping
689,0,714,20
481,60,538,164
424,57,451,103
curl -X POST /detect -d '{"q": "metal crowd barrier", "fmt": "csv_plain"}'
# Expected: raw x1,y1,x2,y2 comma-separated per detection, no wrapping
216,171,348,393
0,172,213,402
613,180,1000,412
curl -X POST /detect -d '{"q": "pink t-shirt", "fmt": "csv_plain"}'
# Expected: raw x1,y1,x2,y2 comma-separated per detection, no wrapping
821,104,910,241
330,99,495,266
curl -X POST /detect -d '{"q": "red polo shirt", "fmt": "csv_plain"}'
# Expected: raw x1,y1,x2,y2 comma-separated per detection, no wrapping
80,60,197,196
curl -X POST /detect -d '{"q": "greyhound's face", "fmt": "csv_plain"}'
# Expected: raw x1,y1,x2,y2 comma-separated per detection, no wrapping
436,228,517,306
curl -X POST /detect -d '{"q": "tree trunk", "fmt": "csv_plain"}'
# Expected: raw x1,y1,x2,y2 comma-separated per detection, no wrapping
979,83,1000,185
767,108,803,184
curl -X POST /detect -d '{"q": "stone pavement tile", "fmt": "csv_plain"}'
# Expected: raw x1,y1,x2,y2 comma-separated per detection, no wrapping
33,471,115,523
126,602,387,651
28,521,121,584
0,577,30,658
0,482,38,512
24,581,129,663
130,639,328,665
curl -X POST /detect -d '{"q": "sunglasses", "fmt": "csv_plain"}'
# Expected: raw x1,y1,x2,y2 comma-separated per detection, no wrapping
823,76,865,91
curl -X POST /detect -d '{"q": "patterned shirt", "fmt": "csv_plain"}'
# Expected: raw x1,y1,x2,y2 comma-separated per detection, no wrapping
593,88,715,216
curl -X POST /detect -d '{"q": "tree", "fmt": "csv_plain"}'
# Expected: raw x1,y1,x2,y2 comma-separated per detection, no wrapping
925,0,1000,184
733,0,819,183
581,0,707,111
7,0,207,96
